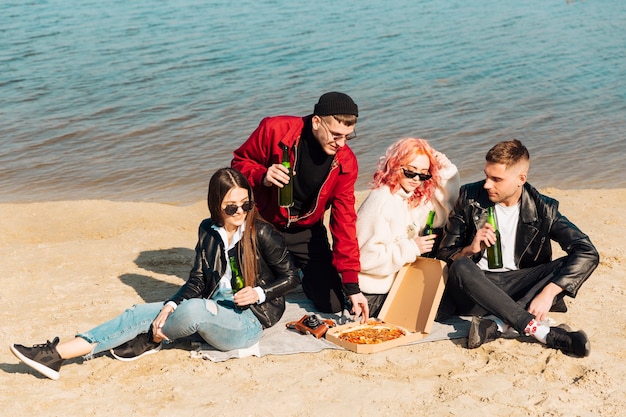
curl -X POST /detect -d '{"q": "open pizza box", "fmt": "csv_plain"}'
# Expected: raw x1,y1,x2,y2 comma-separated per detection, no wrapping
326,257,447,353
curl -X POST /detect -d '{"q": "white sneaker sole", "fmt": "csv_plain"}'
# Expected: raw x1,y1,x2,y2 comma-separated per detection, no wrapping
10,345,60,380
110,343,161,362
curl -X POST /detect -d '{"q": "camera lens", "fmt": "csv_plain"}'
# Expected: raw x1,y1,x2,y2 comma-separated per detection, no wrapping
304,315,321,329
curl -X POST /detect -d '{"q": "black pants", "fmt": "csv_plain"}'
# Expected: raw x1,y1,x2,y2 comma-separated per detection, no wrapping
443,256,567,333
363,293,388,318
281,223,345,313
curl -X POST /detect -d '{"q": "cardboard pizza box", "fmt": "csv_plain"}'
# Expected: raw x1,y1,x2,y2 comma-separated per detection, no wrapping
325,257,447,353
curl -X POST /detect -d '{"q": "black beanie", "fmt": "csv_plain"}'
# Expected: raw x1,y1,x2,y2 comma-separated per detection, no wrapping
313,92,358,117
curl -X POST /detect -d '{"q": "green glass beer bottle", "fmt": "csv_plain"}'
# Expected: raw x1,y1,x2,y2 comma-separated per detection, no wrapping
278,145,294,208
229,255,245,293
422,210,436,236
421,210,436,257
486,206,503,269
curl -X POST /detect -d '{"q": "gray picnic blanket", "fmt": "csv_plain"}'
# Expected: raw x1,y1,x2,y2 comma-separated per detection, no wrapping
191,290,470,362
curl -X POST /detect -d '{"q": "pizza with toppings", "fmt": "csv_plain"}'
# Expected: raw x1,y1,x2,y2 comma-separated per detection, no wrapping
337,320,406,344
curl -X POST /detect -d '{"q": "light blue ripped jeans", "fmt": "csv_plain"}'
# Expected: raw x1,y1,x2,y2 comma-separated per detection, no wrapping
77,289,263,357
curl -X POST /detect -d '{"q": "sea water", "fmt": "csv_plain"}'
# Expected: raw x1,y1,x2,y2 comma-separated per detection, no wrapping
1,0,624,203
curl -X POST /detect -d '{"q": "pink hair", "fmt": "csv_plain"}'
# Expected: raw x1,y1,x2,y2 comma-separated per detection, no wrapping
372,138,442,207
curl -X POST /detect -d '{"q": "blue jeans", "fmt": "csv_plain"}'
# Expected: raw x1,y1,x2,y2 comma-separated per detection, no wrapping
77,290,263,357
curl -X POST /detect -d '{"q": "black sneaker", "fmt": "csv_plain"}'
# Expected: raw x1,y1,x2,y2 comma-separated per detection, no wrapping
110,332,161,362
10,337,64,380
545,326,590,357
467,316,501,349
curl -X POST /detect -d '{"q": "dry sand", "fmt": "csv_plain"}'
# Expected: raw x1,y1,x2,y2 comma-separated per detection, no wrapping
1,189,624,417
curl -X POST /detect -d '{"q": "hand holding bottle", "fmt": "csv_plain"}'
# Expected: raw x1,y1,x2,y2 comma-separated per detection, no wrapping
418,210,437,257
278,145,293,207
414,234,437,255
486,206,503,268
233,286,259,307
471,223,498,251
262,163,291,188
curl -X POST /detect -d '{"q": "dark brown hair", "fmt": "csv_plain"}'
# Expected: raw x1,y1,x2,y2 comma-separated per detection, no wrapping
207,167,259,287
332,114,358,126
486,139,530,168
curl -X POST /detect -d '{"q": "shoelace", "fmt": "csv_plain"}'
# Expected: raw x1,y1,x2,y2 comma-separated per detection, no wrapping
31,338,59,352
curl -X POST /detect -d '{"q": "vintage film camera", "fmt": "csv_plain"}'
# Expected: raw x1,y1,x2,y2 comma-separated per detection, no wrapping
286,314,336,339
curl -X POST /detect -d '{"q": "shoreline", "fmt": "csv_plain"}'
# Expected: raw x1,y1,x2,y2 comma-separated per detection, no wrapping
2,185,625,207
1,188,624,416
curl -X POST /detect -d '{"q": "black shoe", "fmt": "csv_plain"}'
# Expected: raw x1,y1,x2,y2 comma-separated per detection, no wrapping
110,332,161,362
10,337,64,380
545,326,590,357
467,317,502,349
550,296,568,313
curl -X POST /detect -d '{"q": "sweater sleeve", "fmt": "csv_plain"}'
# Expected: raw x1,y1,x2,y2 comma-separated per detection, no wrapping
439,160,461,212
356,189,420,277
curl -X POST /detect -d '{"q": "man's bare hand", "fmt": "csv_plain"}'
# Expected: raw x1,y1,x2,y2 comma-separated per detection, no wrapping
262,164,290,188
349,292,370,324
470,223,497,254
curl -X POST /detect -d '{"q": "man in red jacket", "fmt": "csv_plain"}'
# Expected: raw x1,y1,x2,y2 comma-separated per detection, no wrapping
232,92,368,322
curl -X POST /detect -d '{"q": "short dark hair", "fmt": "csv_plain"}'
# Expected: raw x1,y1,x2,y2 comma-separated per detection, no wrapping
486,139,529,168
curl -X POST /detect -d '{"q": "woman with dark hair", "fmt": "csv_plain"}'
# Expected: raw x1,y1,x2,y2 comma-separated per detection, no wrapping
10,167,300,380
356,138,460,316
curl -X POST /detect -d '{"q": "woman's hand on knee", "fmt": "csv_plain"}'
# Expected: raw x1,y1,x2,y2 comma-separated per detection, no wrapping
152,305,174,342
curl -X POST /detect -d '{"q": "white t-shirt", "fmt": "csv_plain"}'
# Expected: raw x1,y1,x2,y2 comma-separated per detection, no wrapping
214,223,245,294
478,202,520,272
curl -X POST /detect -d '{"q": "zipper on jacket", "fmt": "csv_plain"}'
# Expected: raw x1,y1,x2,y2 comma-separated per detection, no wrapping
284,141,298,229
532,236,546,262
518,229,540,263
289,157,338,226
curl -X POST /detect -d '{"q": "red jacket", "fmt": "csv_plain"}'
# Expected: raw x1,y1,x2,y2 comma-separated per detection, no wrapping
232,115,360,285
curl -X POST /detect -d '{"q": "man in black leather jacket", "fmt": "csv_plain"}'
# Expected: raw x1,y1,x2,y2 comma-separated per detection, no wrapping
437,140,599,357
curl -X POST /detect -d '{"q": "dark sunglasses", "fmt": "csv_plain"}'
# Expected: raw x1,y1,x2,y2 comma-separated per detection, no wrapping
223,201,254,216
402,168,432,181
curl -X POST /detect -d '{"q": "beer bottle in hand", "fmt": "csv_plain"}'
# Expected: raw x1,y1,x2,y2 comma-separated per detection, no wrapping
486,206,503,269
420,210,436,257
229,255,245,293
278,145,294,207
422,210,436,236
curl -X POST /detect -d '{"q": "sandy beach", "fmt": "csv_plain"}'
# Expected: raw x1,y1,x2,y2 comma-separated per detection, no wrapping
1,188,624,417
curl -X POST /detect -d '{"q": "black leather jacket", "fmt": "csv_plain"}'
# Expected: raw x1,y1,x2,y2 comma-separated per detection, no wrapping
166,218,300,328
438,181,599,297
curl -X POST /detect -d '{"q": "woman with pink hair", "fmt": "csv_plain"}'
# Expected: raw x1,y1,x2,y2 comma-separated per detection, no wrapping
356,138,460,316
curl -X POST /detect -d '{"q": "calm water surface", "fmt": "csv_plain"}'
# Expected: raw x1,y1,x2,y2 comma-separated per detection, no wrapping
1,0,625,204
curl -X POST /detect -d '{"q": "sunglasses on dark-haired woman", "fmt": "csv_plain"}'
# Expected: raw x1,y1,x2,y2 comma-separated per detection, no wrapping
222,201,254,216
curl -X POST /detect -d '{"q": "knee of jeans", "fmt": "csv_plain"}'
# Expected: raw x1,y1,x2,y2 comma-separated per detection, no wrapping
450,256,474,271
175,298,208,318
448,257,475,284
205,299,218,315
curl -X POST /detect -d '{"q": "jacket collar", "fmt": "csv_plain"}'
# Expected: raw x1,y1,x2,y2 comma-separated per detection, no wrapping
473,181,538,224
519,183,539,224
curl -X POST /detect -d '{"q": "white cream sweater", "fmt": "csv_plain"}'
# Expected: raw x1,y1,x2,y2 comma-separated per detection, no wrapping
356,162,459,294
